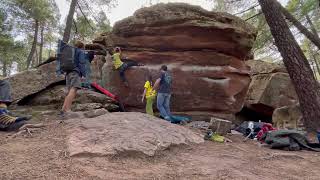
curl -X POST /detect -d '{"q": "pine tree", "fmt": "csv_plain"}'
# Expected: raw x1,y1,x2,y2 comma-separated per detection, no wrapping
259,0,320,132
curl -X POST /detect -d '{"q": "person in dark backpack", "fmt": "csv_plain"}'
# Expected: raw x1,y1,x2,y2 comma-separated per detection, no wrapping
111,47,144,87
0,79,31,131
153,65,172,121
59,41,95,118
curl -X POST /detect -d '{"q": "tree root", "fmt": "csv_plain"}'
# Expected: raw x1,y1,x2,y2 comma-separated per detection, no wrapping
224,137,233,143
10,123,45,138
19,123,45,130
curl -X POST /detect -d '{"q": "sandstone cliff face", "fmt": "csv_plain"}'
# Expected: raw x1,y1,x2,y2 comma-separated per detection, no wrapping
95,3,256,59
245,60,298,116
93,3,257,117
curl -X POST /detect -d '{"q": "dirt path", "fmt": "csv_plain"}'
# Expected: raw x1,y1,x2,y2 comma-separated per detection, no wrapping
0,112,320,180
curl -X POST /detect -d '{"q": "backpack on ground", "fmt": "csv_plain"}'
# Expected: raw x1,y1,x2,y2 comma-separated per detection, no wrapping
57,40,76,72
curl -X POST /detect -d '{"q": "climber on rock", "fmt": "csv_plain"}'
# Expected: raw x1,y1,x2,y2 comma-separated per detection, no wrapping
111,47,144,87
0,79,31,131
153,65,172,121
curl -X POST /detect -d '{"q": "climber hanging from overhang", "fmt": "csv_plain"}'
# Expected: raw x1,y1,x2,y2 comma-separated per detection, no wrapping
110,47,144,88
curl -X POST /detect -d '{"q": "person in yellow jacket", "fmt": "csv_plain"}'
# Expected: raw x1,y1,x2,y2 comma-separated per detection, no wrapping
141,73,156,116
112,47,143,87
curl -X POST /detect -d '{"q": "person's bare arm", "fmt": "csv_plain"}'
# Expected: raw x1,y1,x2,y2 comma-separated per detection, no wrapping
142,88,147,103
153,78,161,90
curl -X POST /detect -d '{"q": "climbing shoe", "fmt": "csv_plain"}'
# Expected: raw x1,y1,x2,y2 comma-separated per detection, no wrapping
58,111,82,120
58,110,66,120
0,109,26,131
7,111,32,121
0,114,19,125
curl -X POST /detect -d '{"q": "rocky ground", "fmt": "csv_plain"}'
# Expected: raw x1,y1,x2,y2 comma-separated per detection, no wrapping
0,106,319,180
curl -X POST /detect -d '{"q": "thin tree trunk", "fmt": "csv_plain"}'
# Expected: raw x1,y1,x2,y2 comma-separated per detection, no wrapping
32,47,38,67
8,58,14,76
305,14,320,79
2,60,7,77
259,0,320,133
48,42,52,57
311,52,320,79
63,0,78,43
39,25,44,64
26,20,39,69
309,59,317,79
277,1,320,50
306,15,319,38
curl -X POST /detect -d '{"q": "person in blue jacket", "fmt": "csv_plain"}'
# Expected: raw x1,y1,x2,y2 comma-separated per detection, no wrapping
59,41,95,119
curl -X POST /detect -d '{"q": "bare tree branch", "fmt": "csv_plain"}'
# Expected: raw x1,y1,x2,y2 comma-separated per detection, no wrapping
245,12,262,21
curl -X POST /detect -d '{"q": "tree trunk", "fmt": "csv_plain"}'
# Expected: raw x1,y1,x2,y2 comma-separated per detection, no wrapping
8,58,14,76
259,0,320,132
311,53,320,79
277,2,320,50
32,47,38,67
48,42,52,57
306,15,319,38
63,0,78,43
26,20,39,69
2,60,7,77
305,15,320,79
39,25,44,65
311,61,317,79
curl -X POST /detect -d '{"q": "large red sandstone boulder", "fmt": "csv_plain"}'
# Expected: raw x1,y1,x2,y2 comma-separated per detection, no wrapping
95,3,256,59
94,3,257,118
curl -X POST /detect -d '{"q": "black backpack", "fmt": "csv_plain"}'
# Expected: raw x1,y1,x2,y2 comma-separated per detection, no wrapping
57,40,76,72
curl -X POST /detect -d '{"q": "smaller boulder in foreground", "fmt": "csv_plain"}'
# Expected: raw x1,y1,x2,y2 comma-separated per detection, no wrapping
66,112,204,157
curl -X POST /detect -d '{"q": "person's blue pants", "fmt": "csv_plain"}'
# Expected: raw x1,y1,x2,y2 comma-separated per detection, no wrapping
157,93,171,121
0,80,12,104
118,60,139,83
